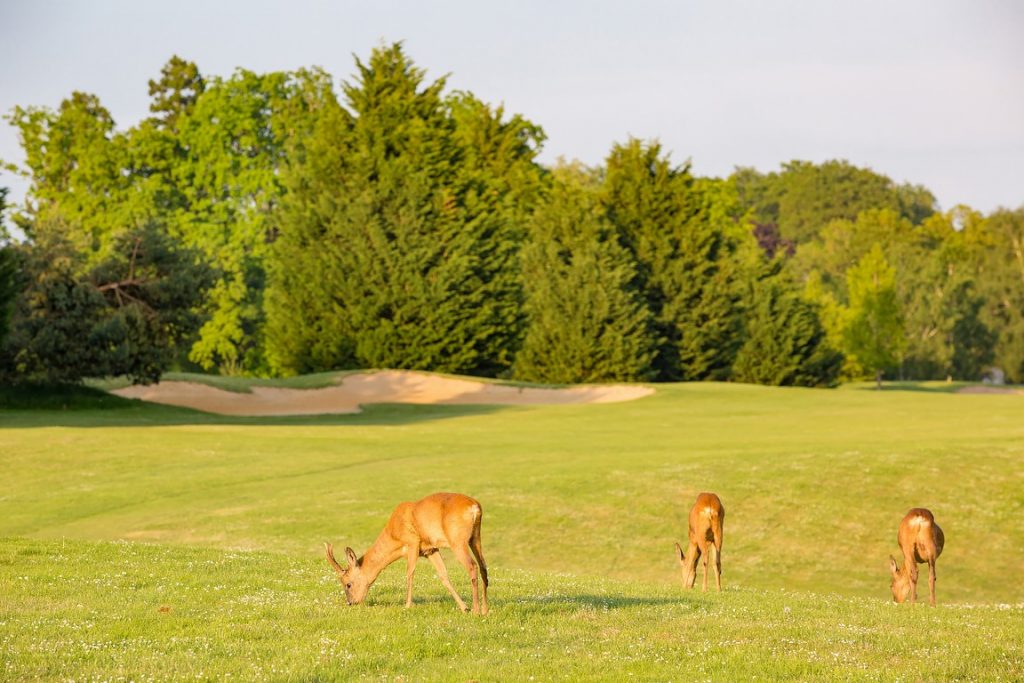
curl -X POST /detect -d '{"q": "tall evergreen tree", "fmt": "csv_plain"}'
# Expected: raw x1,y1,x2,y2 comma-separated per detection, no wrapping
514,165,655,383
265,44,538,376
733,264,842,387
602,139,743,381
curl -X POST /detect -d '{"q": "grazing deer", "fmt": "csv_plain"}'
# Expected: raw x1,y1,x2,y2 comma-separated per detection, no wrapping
325,492,489,614
675,492,725,591
889,507,944,606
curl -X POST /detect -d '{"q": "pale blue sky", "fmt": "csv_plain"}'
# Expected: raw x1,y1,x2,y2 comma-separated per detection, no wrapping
1,0,1022,225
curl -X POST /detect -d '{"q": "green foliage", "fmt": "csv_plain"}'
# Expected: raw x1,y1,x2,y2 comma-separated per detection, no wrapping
147,54,205,130
968,208,1024,383
1,226,212,384
843,244,906,385
514,166,656,383
733,160,936,244
733,266,842,386
3,47,1017,385
796,208,999,381
603,139,743,381
265,44,540,377
0,189,20,345
170,68,293,374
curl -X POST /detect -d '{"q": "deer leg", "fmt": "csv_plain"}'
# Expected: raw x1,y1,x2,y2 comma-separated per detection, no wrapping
685,544,700,589
451,545,481,615
469,527,489,615
701,545,709,592
928,559,937,607
713,542,722,592
909,559,919,604
404,548,418,608
426,551,468,612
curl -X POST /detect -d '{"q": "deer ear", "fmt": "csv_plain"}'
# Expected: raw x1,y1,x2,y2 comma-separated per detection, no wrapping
888,556,899,575
345,547,358,567
674,542,684,563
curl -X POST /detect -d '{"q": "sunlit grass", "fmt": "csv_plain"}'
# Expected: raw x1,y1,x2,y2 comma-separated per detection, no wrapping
2,538,1021,682
2,380,1024,679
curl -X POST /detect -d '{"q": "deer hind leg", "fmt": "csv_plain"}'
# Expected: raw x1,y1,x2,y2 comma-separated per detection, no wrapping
426,551,468,612
684,543,700,589
469,524,488,615
451,544,482,615
701,542,710,592
907,555,919,604
928,558,937,607
712,539,723,592
404,548,419,608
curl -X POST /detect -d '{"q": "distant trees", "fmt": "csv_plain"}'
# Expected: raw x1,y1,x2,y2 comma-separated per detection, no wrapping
2,44,1020,387
733,160,936,245
975,208,1024,383
0,190,21,348
842,245,905,389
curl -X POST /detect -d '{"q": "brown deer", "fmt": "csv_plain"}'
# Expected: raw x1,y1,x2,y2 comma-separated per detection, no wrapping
889,507,944,606
674,492,725,591
325,492,489,614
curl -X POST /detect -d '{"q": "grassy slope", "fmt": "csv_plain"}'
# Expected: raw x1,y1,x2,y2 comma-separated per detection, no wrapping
2,381,1023,680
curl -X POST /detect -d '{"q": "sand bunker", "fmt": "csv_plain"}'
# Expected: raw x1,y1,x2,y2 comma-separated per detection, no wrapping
112,370,654,416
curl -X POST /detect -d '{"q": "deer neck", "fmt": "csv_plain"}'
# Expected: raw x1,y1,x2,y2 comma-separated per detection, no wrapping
358,531,405,585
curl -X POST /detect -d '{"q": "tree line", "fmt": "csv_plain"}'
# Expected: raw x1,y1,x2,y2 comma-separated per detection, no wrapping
1,44,1022,387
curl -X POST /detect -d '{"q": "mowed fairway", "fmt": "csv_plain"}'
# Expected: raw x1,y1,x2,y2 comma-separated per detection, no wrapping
2,380,1023,680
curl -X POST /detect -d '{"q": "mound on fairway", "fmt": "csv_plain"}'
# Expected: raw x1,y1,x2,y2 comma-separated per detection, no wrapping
110,370,655,416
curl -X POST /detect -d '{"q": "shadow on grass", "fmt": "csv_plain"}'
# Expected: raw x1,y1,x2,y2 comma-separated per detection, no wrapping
362,593,694,611
0,389,511,429
516,593,691,609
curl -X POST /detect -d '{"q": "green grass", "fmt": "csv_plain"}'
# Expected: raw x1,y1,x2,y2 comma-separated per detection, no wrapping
2,537,1020,682
2,380,1023,680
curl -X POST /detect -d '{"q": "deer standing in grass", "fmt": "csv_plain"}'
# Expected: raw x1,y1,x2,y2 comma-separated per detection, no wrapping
889,507,944,606
325,492,489,615
675,492,725,591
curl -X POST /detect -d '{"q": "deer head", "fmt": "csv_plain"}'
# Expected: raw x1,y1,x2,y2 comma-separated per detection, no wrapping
889,556,913,604
674,542,693,587
325,543,371,605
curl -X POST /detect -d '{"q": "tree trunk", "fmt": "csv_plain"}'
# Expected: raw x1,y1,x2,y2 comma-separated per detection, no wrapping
875,369,883,390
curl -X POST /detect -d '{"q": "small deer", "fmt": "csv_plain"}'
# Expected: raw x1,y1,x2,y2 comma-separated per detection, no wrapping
674,492,725,591
889,507,944,606
325,492,489,614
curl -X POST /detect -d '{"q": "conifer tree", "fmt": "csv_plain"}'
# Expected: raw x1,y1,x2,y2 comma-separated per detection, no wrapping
733,264,842,387
514,165,655,383
602,139,742,381
265,44,538,376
